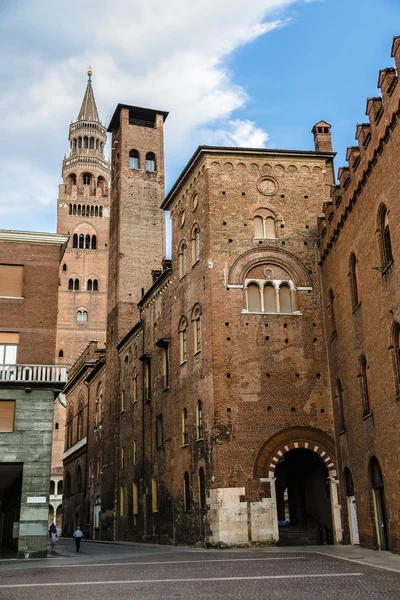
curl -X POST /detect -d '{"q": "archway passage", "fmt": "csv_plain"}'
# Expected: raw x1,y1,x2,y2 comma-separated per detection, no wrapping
275,449,333,545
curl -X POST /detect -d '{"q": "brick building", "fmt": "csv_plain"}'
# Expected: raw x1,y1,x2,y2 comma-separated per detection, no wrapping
318,36,400,553
0,230,68,557
63,35,400,552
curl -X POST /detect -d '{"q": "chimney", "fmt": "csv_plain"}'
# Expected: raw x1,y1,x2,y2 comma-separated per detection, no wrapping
312,121,333,152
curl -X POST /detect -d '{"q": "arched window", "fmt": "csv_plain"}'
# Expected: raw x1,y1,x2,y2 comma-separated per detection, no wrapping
145,152,156,172
279,283,292,313
84,137,89,149
129,149,140,169
96,384,102,427
63,263,67,272
85,234,90,249
359,354,372,415
378,204,393,268
74,279,79,291
263,283,276,313
69,204,72,215
253,216,264,238
349,252,360,309
68,278,74,290
58,480,63,495
337,379,345,431
253,215,276,239
87,279,92,291
73,204,77,216
93,279,98,291
77,398,84,440
179,316,188,363
182,408,188,445
79,234,84,249
192,304,202,353
247,282,261,312
70,173,77,186
184,472,191,511
96,139,99,151
50,480,55,495
89,137,95,149
92,235,97,249
192,226,200,264
391,322,400,396
197,400,203,439
328,288,336,336
95,206,99,217
199,467,206,509
78,204,82,216
83,172,91,185
77,310,88,322
265,217,276,239
58,350,64,358
99,207,103,217
73,234,78,248
179,241,187,278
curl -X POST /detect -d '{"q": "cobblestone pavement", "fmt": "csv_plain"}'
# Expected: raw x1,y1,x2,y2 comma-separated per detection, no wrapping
0,540,399,599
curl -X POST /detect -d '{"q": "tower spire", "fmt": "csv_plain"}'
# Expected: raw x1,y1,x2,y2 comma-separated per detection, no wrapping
77,67,100,122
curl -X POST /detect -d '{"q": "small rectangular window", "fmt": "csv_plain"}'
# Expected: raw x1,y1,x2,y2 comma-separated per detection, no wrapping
0,265,24,297
0,401,15,432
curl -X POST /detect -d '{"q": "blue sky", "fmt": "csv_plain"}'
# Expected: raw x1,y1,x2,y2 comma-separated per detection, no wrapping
0,0,399,235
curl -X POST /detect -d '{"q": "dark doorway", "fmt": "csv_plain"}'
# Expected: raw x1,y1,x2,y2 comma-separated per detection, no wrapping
370,457,390,550
275,449,333,544
0,463,23,557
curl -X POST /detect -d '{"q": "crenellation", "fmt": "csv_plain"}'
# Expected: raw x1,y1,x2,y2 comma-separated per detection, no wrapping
366,97,384,126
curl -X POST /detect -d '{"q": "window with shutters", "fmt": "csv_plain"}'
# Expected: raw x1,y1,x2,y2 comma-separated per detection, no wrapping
129,149,140,169
0,333,19,365
0,401,15,432
0,265,23,297
152,477,158,512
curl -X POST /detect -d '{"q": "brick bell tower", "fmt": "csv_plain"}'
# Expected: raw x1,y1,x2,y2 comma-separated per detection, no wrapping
56,68,111,367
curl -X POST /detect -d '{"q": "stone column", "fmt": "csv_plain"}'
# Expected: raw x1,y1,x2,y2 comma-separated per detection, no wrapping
329,478,343,544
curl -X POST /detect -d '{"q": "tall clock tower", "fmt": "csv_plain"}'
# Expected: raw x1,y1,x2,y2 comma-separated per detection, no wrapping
56,69,110,367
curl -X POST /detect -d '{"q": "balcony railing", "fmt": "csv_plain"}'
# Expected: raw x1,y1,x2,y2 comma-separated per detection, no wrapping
0,364,67,383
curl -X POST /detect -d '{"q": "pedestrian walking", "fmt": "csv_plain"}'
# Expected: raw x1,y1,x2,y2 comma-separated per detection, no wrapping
73,526,83,552
50,531,57,553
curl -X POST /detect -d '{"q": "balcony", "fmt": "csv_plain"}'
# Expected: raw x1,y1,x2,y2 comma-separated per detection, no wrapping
0,364,67,384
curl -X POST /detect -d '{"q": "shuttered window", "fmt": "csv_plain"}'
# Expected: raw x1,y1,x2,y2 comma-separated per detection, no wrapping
0,265,24,297
0,333,19,365
0,401,15,432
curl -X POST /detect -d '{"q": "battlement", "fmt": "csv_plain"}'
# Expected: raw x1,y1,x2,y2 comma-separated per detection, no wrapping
319,35,400,262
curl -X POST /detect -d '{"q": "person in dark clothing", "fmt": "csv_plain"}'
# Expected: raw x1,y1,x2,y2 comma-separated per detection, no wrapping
73,527,83,552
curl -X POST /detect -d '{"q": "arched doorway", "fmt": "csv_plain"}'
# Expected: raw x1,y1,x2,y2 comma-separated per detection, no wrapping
370,457,390,550
275,449,333,544
56,505,63,531
48,505,54,528
344,468,359,545
254,427,341,545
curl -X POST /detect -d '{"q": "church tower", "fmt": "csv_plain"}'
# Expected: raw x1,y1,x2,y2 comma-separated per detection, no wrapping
56,68,110,366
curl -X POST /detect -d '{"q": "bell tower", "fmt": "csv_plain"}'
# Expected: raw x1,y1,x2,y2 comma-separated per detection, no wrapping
56,68,111,366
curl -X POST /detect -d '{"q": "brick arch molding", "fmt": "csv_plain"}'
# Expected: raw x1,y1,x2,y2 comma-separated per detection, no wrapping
254,426,337,479
228,247,311,287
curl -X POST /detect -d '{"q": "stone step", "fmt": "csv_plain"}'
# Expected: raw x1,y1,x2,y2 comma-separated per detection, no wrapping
278,526,320,546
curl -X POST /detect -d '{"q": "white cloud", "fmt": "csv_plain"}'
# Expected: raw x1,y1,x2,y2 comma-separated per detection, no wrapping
0,0,310,230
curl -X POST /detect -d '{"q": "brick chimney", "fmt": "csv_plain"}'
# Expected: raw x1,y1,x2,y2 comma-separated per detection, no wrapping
312,121,333,152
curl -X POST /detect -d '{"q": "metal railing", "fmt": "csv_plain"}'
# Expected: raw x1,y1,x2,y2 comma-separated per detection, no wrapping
0,364,67,383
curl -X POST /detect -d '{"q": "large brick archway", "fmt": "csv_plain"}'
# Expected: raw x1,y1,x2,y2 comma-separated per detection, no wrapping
254,426,337,479
253,427,342,544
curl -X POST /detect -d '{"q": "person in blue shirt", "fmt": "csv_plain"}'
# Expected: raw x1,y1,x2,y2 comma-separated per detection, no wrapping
73,527,83,552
